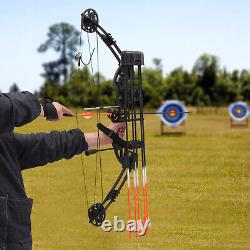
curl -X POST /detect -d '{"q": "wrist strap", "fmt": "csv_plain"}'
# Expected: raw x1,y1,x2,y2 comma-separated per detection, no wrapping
40,99,58,120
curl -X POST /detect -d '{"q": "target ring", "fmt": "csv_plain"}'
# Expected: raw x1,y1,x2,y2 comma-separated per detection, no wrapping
229,102,249,121
158,100,188,127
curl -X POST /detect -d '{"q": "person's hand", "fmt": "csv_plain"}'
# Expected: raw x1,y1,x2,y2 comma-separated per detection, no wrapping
84,123,126,148
96,122,126,146
108,122,126,139
40,101,74,121
52,102,74,119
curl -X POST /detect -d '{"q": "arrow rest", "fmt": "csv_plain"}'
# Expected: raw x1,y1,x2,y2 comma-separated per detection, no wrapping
108,109,127,123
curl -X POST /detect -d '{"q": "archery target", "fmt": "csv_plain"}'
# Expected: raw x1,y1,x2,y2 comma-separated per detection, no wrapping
158,100,188,127
229,102,249,121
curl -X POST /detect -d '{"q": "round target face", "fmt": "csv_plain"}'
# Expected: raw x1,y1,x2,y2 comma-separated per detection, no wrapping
158,100,188,127
229,102,249,121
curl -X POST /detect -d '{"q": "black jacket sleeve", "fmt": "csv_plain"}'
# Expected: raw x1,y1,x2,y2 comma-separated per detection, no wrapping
13,129,89,170
0,91,41,133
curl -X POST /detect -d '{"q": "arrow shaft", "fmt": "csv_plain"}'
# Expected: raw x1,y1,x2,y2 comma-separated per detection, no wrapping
64,111,191,118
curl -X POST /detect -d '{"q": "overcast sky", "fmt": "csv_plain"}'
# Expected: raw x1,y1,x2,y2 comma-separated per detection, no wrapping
0,0,249,92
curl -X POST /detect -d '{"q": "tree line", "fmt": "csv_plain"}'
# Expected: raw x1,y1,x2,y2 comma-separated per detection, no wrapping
8,23,250,108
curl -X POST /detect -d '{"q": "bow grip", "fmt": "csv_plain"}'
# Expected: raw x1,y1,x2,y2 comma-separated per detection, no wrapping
97,123,127,148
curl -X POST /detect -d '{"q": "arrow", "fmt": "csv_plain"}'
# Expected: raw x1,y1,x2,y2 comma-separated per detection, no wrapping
64,111,191,119
63,112,112,119
144,111,191,115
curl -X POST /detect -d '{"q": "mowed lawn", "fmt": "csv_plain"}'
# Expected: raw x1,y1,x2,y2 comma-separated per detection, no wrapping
15,109,250,250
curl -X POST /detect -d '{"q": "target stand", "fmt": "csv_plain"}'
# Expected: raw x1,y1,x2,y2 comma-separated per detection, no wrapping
229,102,249,128
160,120,186,136
230,117,248,127
158,100,188,136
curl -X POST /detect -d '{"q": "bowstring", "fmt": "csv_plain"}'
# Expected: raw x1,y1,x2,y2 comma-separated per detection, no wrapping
87,33,103,203
76,108,89,209
77,31,89,210
76,30,89,209
96,34,104,200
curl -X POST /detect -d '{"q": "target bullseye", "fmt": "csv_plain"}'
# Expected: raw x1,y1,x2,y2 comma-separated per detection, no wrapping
169,109,177,118
236,109,242,115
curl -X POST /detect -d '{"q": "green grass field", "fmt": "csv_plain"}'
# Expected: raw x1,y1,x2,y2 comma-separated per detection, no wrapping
16,109,250,250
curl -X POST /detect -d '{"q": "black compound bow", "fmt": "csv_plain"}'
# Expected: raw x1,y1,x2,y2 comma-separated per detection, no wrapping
78,8,148,228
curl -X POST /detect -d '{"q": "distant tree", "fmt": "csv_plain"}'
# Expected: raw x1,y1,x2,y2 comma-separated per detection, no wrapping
231,70,239,82
240,69,250,100
193,54,220,105
152,58,163,72
190,87,206,106
9,83,20,92
38,23,80,84
35,46,250,108
62,66,104,107
163,67,196,105
142,58,165,107
212,73,238,106
39,81,59,100
40,61,61,86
